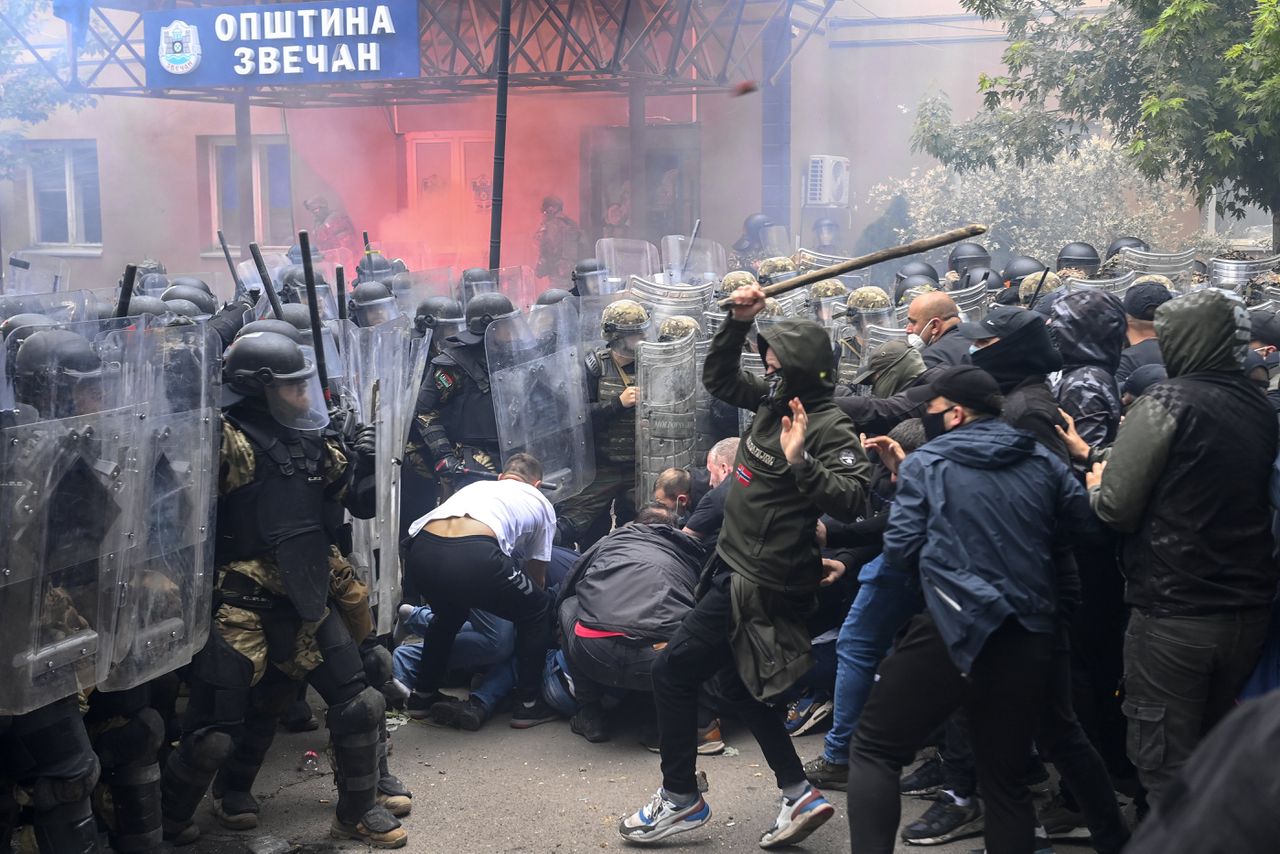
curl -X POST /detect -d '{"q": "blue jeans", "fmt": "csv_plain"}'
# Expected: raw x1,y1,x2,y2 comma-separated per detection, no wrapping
391,606,515,686
822,556,923,765
471,649,579,716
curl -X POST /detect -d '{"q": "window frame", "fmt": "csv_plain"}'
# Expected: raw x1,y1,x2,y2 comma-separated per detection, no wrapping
24,140,103,251
199,133,295,255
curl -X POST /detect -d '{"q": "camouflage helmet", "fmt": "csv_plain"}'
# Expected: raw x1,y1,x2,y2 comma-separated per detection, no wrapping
1131,273,1175,290
658,315,701,342
942,269,962,289
1018,270,1063,304
847,286,892,313
717,270,758,298
600,298,651,339
1056,267,1090,282
758,298,784,318
809,279,847,300
757,256,798,278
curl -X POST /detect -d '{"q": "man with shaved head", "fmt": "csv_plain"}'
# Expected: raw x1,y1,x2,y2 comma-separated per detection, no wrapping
906,292,970,368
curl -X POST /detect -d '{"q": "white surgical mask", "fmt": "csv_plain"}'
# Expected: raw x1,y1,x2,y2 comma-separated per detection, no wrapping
907,333,925,351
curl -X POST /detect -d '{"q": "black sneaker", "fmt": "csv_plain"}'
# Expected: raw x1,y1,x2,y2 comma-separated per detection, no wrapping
454,697,490,732
1038,793,1090,841
407,690,453,720
901,797,984,845
802,756,848,791
900,756,945,796
510,698,560,729
570,704,611,743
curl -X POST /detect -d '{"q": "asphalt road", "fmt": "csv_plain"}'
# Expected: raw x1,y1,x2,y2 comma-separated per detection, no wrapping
180,703,1055,854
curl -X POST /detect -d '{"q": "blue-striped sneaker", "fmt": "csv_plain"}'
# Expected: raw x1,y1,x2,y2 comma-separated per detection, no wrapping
618,789,711,844
759,786,835,849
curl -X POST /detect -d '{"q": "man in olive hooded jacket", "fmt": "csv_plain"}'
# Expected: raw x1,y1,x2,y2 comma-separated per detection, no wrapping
619,283,870,849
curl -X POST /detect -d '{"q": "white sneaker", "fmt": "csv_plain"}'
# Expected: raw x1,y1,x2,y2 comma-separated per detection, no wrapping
618,789,711,844
759,786,835,849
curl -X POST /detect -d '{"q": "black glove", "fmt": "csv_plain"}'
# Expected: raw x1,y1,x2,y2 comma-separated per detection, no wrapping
434,454,466,477
353,424,377,457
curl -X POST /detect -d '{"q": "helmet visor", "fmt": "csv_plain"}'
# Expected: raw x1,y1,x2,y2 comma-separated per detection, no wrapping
264,346,329,433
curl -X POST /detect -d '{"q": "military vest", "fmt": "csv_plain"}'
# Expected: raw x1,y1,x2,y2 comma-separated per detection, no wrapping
435,345,500,450
594,348,636,466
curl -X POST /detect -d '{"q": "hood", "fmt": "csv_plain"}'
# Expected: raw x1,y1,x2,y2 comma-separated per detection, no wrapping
970,318,1063,393
1155,288,1251,378
757,317,838,406
872,344,927,398
1048,290,1127,372
925,418,1039,469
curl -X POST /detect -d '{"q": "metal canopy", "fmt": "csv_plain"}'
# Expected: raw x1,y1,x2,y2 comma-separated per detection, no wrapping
3,0,833,107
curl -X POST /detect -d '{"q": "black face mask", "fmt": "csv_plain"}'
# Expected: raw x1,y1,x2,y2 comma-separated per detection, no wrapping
921,409,950,442
763,371,789,415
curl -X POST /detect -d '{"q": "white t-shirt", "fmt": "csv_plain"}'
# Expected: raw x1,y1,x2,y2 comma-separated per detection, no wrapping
407,479,556,561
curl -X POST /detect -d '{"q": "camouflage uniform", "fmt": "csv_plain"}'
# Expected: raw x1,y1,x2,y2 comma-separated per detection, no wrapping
1020,270,1064,306
836,287,893,382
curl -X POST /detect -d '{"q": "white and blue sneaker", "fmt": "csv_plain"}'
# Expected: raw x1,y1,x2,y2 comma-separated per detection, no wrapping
759,786,835,849
618,789,711,844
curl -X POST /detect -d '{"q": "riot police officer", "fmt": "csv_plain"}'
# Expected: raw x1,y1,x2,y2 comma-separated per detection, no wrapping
728,213,774,274
812,217,846,256
349,280,402,328
413,292,514,489
554,299,651,549
160,330,407,848
568,258,607,296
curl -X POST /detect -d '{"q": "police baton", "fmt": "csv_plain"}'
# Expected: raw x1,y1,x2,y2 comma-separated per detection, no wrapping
217,229,246,299
297,230,332,405
114,263,137,319
248,243,285,321
335,265,348,323
716,223,989,309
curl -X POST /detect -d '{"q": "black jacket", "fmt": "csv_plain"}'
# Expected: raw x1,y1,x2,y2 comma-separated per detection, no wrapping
969,316,1070,463
1050,290,1127,447
1116,337,1163,387
834,366,946,436
921,325,971,369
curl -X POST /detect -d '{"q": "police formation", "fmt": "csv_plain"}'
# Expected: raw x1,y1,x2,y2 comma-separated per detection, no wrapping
0,222,1265,852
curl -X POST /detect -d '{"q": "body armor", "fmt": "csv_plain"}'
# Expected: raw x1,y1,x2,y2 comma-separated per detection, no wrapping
589,349,636,466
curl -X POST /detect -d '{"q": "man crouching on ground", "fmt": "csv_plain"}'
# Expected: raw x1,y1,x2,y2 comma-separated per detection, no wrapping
619,282,871,849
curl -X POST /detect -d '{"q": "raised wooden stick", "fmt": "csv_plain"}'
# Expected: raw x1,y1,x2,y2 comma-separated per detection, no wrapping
717,223,989,308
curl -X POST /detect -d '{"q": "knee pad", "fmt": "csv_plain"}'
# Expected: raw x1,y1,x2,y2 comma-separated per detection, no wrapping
29,753,99,813
94,708,165,771
179,729,234,774
326,686,385,738
361,643,393,687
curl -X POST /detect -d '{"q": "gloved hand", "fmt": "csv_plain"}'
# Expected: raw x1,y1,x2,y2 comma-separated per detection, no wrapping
434,454,466,476
353,424,377,457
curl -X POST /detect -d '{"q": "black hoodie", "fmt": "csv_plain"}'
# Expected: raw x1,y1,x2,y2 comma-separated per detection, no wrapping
970,312,1069,462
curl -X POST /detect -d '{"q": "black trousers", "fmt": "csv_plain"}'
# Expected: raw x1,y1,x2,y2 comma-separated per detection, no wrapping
651,571,805,796
407,532,550,703
847,614,1053,854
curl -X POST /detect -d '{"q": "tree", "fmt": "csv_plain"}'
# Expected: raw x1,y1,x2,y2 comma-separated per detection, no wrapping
911,0,1280,252
0,0,91,179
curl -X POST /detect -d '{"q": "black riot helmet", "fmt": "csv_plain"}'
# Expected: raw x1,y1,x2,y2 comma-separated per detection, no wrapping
813,217,840,247
162,298,202,318
1106,236,1149,259
1056,242,1101,276
127,294,170,318
733,213,773,253
162,284,218,316
119,258,167,293
947,242,990,275
135,271,170,296
356,253,401,289
237,318,307,345
169,275,214,296
279,264,330,303
13,329,103,419
569,259,606,296
278,303,313,333
349,280,401,327
286,243,324,265
223,330,328,431
535,288,573,307
459,267,498,305
894,274,938,306
2,313,55,383
457,292,515,345
1003,255,1047,289
960,266,1004,291
414,295,464,341
895,260,940,284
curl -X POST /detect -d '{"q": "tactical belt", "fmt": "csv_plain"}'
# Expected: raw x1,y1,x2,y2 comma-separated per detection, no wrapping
216,571,278,612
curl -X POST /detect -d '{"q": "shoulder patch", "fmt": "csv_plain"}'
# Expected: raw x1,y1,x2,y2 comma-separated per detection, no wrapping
839,449,858,467
434,369,456,391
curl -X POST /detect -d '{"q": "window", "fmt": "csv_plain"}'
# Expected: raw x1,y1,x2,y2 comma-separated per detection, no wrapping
26,141,102,246
202,136,295,249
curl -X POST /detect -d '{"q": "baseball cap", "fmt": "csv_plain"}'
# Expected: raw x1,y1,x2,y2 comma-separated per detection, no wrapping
1123,281,1174,321
930,365,1004,416
1122,363,1168,398
850,339,915,386
1250,310,1280,347
956,305,1039,340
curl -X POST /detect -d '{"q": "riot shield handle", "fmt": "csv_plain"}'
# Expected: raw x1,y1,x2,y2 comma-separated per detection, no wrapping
114,263,137,319
249,243,286,320
297,231,332,404
218,229,246,300
716,223,989,308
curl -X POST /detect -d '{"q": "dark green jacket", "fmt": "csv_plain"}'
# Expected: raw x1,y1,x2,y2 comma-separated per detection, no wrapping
704,314,871,700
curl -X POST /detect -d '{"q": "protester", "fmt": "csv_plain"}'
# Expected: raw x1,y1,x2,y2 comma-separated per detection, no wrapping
1116,277,1173,385
905,292,970,368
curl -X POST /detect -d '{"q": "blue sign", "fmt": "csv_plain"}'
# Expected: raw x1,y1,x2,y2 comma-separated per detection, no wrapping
144,0,420,88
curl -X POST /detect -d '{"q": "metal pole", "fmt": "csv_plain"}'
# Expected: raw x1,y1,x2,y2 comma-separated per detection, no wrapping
487,0,513,271
234,96,257,262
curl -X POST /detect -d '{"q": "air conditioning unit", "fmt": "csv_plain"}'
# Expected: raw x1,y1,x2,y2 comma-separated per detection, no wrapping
806,155,850,206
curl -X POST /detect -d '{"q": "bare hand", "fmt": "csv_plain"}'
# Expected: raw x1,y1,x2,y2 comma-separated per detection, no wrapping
1055,408,1091,463
820,558,846,587
863,434,906,476
780,397,809,465
815,519,828,548
1086,460,1107,490
619,386,638,408
729,284,767,322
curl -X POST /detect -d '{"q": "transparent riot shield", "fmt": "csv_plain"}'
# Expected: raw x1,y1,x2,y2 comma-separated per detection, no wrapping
861,325,911,373
102,323,218,690
760,225,793,258
1065,271,1136,296
636,334,698,503
5,254,70,294
1,289,92,326
368,241,429,272
739,349,768,434
390,267,455,318
833,306,895,385
0,323,146,714
596,239,660,292
486,302,595,504
950,281,992,323
628,276,713,330
693,335,714,462
1119,247,1196,290
661,236,727,286
496,265,537,312
811,295,848,335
